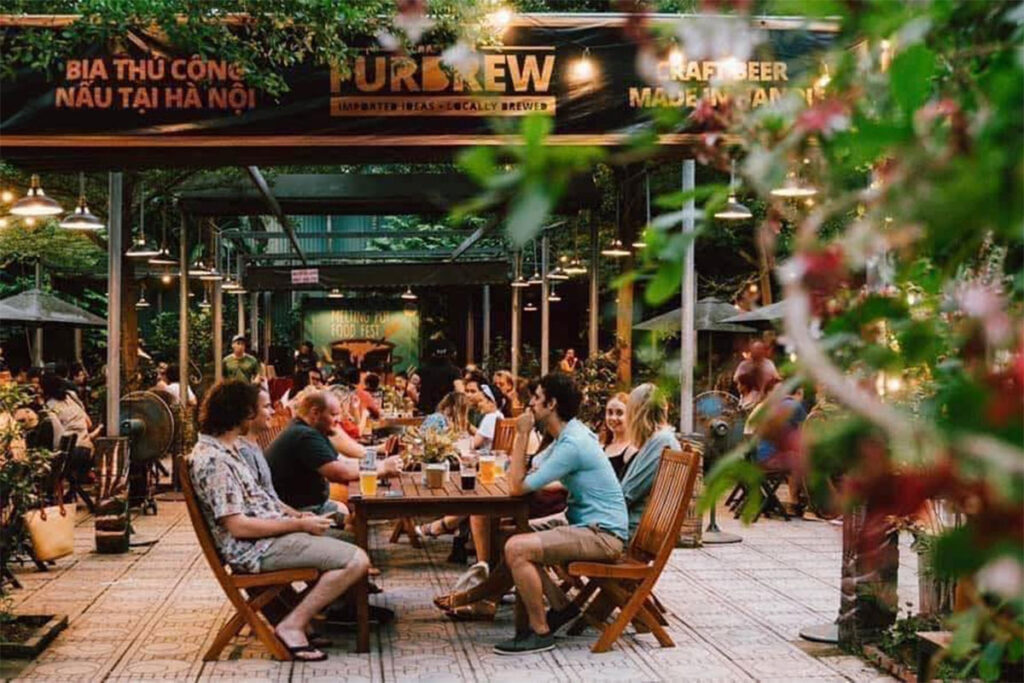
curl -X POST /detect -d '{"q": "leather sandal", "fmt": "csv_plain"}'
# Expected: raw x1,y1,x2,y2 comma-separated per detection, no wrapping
444,600,496,622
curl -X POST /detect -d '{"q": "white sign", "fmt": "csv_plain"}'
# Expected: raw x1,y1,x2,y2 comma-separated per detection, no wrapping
291,268,319,285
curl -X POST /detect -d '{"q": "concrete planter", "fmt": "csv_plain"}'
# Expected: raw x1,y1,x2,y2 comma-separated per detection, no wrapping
0,614,68,659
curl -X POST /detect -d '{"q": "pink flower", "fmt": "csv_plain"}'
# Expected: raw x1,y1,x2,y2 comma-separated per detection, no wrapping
796,99,850,137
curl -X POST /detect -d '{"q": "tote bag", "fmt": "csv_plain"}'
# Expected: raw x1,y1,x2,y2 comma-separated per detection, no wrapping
22,484,76,562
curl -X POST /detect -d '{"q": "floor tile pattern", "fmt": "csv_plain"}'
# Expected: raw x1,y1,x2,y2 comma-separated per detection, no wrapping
3,499,915,682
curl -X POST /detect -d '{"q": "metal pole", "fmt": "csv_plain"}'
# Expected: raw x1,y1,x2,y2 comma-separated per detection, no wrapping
541,232,550,376
588,219,599,358
482,285,491,363
511,253,521,379
236,255,245,336
680,160,696,435
33,260,43,366
262,291,272,366
212,285,223,385
249,292,259,355
178,211,190,412
465,292,475,365
106,172,122,437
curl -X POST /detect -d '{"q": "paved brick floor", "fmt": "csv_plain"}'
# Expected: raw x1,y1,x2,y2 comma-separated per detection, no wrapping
2,499,914,682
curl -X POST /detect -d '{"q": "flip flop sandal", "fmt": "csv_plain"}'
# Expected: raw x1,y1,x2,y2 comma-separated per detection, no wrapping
287,644,328,662
308,634,333,648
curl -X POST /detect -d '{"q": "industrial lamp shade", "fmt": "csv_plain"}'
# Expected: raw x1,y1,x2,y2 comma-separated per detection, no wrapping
136,289,151,309
510,275,530,288
714,194,753,220
770,172,817,198
199,267,224,282
600,238,631,258
11,175,63,217
401,286,418,301
524,301,538,312
187,259,210,277
564,258,587,276
546,267,569,281
527,269,543,286
126,237,161,259
148,248,177,266
328,288,344,299
60,196,105,230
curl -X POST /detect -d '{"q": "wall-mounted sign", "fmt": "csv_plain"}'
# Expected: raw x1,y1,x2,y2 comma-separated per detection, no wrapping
0,15,835,165
304,303,419,374
290,268,319,285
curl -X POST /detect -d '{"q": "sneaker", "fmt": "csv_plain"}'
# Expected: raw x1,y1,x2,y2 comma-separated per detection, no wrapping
493,629,555,655
545,603,581,635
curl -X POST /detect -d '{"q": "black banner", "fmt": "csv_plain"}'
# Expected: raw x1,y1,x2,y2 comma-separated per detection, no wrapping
0,16,835,167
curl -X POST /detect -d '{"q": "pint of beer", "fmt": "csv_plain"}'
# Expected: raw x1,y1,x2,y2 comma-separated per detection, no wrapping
359,470,378,496
479,455,496,485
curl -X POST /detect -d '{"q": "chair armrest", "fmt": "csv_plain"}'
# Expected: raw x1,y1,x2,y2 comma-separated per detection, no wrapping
567,558,651,580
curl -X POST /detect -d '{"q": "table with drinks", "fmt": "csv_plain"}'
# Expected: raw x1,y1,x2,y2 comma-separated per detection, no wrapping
346,449,530,653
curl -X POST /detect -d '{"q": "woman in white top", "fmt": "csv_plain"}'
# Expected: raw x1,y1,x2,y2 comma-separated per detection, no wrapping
41,372,100,452
466,378,503,451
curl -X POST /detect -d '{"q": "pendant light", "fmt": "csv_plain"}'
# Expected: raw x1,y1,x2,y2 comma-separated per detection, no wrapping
198,288,211,309
11,174,63,217
547,255,570,281
770,164,817,198
126,181,160,258
401,286,417,301
524,300,538,312
221,241,240,291
548,284,562,302
199,266,223,282
60,173,104,230
715,159,753,220
188,259,209,277
563,218,588,276
632,173,650,249
328,288,344,299
136,287,151,309
511,251,530,288
527,240,543,285
602,193,631,257
148,204,177,265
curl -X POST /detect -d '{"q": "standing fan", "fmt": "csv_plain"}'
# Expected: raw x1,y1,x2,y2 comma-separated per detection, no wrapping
120,390,176,515
693,391,746,544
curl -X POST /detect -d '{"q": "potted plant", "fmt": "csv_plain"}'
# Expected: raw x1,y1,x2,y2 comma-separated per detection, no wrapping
402,426,458,488
0,383,68,658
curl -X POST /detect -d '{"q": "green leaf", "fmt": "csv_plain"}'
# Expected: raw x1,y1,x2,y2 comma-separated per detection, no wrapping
889,44,937,117
505,184,553,248
457,146,496,185
947,606,982,659
978,640,1005,682
645,260,682,305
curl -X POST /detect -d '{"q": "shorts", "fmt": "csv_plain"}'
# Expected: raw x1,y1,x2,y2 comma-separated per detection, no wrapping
258,532,359,572
534,524,624,566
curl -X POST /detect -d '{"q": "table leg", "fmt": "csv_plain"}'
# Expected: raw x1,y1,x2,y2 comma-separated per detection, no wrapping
354,509,370,654
513,504,530,634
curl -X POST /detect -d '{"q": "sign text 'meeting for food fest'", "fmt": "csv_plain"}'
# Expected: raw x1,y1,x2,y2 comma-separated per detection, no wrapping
328,309,398,340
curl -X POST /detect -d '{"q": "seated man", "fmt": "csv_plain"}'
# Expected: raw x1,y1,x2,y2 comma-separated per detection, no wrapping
188,380,369,661
497,373,628,655
265,389,401,517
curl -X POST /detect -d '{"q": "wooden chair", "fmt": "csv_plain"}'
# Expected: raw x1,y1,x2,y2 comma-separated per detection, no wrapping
492,418,517,453
566,447,701,653
178,458,319,661
252,409,290,452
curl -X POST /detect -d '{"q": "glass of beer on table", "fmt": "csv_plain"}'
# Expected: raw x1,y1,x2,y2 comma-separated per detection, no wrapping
478,454,496,485
359,449,378,496
460,462,477,491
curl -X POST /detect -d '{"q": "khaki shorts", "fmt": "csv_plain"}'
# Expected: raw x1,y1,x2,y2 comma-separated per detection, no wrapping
258,532,359,573
535,524,624,566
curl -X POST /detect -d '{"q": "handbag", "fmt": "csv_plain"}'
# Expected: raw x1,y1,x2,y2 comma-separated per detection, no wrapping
22,482,76,562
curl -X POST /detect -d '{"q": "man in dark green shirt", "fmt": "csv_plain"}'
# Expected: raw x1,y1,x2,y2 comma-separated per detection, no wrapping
223,335,262,384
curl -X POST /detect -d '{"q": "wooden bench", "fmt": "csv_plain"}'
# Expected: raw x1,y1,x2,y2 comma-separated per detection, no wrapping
178,458,319,661
567,447,701,653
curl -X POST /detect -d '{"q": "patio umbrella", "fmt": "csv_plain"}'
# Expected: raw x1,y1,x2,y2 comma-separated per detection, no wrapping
634,298,756,390
0,288,106,327
719,298,789,324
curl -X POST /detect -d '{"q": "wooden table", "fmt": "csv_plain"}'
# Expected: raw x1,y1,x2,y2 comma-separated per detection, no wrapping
346,472,530,653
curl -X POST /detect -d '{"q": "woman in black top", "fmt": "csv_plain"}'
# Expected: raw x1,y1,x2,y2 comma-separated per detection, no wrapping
601,392,638,480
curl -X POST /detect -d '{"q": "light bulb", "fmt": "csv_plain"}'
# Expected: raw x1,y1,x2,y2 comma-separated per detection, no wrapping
488,7,513,30
668,49,684,68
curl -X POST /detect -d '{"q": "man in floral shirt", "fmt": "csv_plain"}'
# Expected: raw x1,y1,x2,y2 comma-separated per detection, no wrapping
188,380,368,662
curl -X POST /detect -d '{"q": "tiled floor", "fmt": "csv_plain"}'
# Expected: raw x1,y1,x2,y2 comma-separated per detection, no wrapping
2,498,914,682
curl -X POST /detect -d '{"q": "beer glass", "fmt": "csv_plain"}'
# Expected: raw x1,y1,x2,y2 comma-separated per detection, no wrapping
478,455,496,485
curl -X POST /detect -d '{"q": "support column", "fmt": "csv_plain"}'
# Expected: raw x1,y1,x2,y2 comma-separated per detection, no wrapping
465,291,475,365
615,168,641,386
680,159,696,434
249,292,259,355
262,291,272,367
178,211,190,418
106,172,122,437
482,285,491,363
74,329,83,363
33,260,43,366
541,233,550,376
511,253,521,379
588,219,599,358
213,283,223,383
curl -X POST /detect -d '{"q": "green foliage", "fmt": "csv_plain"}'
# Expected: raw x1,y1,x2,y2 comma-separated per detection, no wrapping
0,220,105,275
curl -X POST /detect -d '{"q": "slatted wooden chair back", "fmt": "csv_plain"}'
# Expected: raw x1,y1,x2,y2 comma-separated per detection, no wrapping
252,409,290,452
628,446,701,566
492,418,518,453
177,457,318,661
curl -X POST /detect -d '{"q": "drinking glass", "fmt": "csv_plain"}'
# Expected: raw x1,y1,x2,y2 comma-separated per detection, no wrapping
359,462,378,496
478,455,496,485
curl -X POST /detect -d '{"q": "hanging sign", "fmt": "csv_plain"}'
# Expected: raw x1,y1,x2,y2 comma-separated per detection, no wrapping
290,268,319,285
0,15,835,165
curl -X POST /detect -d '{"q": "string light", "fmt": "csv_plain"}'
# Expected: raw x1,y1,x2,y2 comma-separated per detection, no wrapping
487,6,513,31
570,48,595,83
1,190,13,203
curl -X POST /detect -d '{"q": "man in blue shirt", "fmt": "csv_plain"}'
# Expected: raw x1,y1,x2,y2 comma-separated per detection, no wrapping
496,373,628,655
